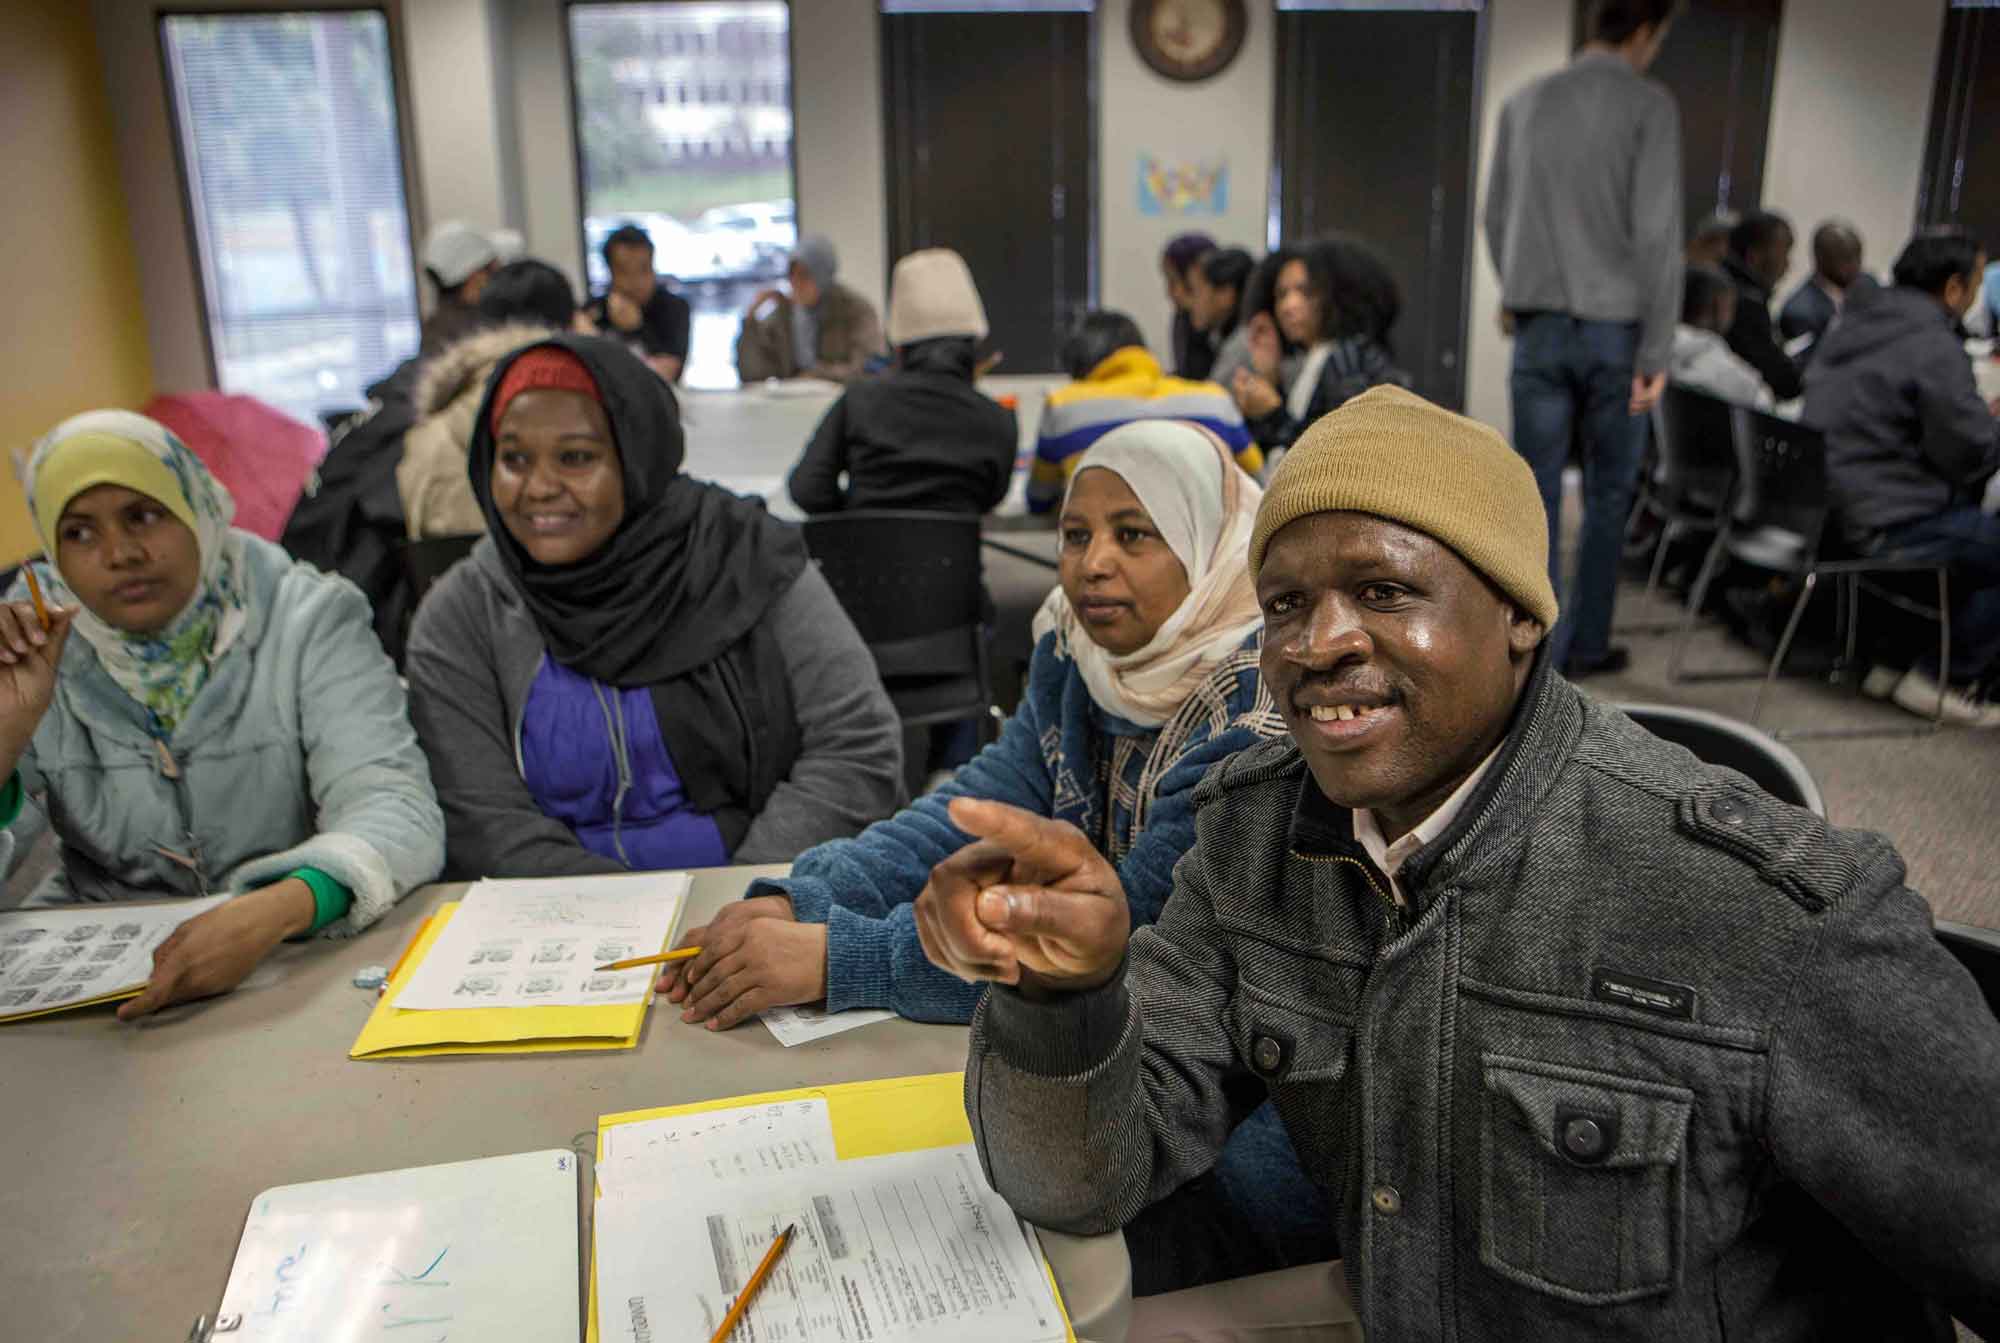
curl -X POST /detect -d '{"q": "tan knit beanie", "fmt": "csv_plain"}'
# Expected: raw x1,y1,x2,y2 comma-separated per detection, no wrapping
1249,384,1560,629
887,248,990,347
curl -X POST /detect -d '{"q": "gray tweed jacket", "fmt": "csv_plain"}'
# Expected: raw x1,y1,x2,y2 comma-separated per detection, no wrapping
966,657,2000,1341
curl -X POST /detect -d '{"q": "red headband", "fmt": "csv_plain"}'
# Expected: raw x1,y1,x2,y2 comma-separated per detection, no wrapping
489,346,601,434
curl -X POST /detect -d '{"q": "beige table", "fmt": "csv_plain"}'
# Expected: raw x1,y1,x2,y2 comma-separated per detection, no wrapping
0,866,1129,1342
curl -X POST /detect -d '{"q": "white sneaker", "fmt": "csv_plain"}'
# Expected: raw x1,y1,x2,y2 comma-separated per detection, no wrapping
1889,667,2000,728
1860,665,1902,700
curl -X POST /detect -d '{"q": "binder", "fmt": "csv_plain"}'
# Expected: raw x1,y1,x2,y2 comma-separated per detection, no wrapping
349,902,651,1058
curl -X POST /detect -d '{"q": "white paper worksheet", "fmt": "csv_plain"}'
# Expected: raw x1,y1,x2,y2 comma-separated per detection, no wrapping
0,894,228,1021
759,1003,895,1048
391,873,687,1011
595,1144,1069,1343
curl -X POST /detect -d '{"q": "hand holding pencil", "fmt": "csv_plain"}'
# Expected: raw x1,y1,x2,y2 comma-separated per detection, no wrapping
0,570,74,755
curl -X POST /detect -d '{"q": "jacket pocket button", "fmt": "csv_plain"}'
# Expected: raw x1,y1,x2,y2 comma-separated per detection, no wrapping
1561,1114,1610,1162
1252,1035,1284,1075
1371,1185,1402,1216
1711,796,1747,826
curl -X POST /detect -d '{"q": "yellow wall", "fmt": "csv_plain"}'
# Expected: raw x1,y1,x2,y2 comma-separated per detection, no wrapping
0,1,156,563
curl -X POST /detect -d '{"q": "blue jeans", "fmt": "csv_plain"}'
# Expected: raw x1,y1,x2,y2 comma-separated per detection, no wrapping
1878,505,2000,683
1509,314,1648,666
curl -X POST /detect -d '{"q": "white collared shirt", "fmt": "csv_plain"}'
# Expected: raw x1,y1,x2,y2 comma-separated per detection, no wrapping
1353,748,1500,907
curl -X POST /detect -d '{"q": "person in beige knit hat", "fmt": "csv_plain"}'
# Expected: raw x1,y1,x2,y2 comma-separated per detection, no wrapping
786,246,1016,519
905,383,2000,1343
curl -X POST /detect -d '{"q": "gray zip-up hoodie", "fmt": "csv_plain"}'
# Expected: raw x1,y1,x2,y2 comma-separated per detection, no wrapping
405,538,905,878
1803,283,2000,543
966,659,2000,1341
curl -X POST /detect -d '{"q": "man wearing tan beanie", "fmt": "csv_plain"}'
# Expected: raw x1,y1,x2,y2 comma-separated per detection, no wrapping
913,385,2000,1339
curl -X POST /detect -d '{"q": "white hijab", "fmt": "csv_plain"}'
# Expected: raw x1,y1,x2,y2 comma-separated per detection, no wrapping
1032,420,1264,727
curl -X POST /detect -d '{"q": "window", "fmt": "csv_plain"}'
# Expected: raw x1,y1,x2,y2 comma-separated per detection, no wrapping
160,10,419,425
570,2,796,388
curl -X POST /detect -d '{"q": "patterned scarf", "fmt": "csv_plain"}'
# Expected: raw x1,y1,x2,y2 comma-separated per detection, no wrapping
23,411,249,736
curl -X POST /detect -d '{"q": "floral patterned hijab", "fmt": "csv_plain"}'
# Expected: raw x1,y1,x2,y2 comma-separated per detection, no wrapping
23,411,249,735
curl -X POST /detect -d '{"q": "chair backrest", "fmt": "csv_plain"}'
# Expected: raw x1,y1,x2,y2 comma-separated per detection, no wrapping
1937,921,2000,1021
1619,702,1827,816
1652,384,1738,511
1729,408,1831,548
802,511,985,680
402,534,481,608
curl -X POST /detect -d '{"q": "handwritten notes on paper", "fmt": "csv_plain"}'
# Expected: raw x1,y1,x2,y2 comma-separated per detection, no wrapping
213,1150,580,1342
0,894,227,1021
392,873,686,1011
595,1118,1067,1343
598,1097,836,1197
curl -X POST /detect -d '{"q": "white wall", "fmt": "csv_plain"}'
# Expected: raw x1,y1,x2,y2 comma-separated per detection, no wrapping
404,0,518,290
1763,0,1944,298
1463,0,1572,434
1098,0,1275,357
791,0,887,314
505,0,585,294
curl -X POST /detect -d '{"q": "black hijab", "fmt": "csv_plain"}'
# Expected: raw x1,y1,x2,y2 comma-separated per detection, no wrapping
469,334,809,847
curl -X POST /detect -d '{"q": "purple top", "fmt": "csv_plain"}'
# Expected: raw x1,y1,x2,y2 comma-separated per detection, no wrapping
518,657,730,870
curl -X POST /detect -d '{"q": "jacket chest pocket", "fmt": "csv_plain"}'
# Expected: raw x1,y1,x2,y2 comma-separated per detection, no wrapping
1478,1053,1692,1306
1224,983,1354,1179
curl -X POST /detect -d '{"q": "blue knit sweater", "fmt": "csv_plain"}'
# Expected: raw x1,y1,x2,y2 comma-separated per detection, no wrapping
755,627,1283,1021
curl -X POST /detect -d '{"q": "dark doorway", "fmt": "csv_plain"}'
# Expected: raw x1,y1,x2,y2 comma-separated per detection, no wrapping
1572,0,1784,235
1920,2,2000,246
1273,5,1482,410
881,7,1094,374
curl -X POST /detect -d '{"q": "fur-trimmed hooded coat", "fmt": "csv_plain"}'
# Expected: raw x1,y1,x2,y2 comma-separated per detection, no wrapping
395,321,552,538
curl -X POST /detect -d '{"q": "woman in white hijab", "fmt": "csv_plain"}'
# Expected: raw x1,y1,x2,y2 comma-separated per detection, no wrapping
662,419,1331,1296
663,418,1280,1028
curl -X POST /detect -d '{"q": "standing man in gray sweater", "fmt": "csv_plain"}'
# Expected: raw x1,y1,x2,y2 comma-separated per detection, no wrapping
1484,0,1682,679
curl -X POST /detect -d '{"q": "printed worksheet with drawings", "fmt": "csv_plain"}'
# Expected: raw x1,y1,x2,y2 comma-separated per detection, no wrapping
0,894,227,1019
392,873,687,1010
595,1144,1068,1343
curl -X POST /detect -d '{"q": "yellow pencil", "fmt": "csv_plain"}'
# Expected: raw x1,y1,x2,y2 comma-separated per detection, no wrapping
22,566,49,632
708,1222,796,1343
595,946,702,972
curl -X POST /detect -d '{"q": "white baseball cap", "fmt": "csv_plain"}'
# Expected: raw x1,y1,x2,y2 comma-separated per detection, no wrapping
423,221,499,288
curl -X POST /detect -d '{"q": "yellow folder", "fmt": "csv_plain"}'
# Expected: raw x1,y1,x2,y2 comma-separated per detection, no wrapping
585,1071,1076,1341
349,902,654,1059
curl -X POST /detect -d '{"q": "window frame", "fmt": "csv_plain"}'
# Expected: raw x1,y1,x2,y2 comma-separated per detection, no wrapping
155,3,426,403
560,0,803,298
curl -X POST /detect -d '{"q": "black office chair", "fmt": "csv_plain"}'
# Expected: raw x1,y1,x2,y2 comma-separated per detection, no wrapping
1619,702,1825,816
1937,921,2000,1020
395,534,481,659
801,510,1000,738
1622,385,1740,634
1667,408,1951,737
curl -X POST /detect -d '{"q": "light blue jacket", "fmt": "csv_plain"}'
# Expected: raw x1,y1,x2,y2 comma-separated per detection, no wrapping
2,535,444,934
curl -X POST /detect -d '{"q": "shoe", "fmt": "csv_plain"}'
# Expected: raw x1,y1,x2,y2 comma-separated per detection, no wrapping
1563,647,1632,679
1888,667,2000,727
1860,665,1902,700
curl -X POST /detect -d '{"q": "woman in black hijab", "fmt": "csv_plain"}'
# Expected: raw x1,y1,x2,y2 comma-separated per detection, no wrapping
404,334,904,878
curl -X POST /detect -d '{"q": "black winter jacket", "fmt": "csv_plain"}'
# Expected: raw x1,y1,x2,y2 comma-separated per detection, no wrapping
786,340,1017,516
1803,283,2000,543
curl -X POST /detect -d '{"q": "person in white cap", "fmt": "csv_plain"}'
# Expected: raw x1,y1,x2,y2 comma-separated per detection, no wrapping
786,247,1014,517
736,234,884,383
419,221,501,357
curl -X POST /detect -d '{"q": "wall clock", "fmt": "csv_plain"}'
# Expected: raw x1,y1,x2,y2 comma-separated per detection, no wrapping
1130,0,1248,83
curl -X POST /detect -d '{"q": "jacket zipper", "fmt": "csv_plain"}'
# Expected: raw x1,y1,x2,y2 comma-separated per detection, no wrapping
151,738,209,895
1292,849,1407,935
591,681,635,868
